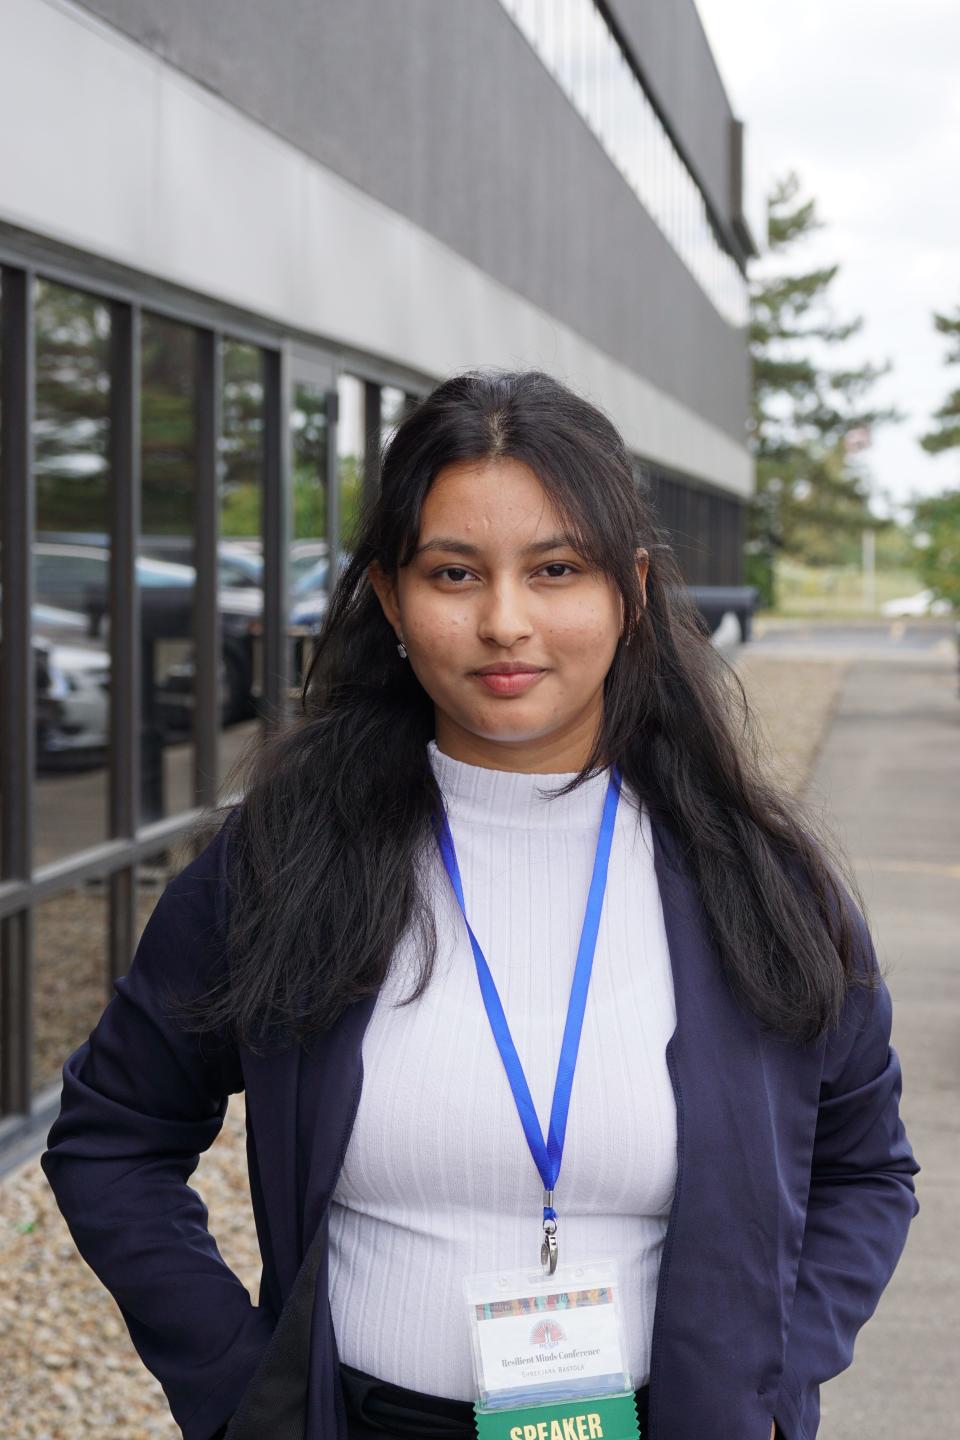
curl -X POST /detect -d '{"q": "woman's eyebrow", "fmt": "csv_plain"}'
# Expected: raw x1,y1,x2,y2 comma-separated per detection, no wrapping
413,533,578,558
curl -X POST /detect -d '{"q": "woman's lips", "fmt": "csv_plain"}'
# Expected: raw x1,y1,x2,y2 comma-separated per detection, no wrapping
472,669,546,696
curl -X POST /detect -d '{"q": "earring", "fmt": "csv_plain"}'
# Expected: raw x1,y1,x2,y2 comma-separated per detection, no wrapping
397,635,408,659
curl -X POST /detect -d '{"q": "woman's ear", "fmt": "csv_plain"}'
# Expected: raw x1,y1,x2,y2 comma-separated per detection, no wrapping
367,561,401,635
636,547,649,607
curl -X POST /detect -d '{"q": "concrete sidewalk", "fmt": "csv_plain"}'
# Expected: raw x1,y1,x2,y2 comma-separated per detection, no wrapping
800,653,960,1435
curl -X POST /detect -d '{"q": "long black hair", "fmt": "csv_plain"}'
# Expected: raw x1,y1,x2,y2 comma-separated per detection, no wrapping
176,369,873,1054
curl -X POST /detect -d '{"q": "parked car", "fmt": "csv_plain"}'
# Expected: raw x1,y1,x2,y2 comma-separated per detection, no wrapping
31,542,338,745
34,633,111,766
880,589,952,619
217,542,267,591
142,536,335,598
216,540,349,609
0,590,109,767
32,543,264,731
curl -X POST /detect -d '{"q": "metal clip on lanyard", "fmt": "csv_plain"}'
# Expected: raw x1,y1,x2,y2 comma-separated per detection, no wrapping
433,764,622,1274
541,1188,558,1273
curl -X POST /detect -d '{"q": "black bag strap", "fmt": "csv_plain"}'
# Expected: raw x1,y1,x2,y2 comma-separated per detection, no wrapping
222,1215,331,1440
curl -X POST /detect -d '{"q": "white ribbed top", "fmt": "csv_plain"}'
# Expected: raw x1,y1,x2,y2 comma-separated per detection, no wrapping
327,740,678,1398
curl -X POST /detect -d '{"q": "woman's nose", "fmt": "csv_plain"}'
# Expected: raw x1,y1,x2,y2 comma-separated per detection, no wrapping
475,579,534,647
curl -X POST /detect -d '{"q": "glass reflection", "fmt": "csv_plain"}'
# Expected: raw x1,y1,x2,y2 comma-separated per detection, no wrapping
32,280,111,867
218,341,265,792
140,313,199,821
291,381,329,689
32,879,108,1095
337,374,365,555
380,386,407,453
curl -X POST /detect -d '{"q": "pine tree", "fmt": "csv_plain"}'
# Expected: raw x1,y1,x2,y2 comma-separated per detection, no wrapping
748,173,901,602
911,489,960,609
919,305,960,456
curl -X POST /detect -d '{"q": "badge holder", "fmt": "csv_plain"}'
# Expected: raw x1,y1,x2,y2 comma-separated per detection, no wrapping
465,1260,642,1440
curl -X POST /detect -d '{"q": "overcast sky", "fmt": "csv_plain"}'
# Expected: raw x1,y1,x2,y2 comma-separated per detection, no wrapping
695,0,960,517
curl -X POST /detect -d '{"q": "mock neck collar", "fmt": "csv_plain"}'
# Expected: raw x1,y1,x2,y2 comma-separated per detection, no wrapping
426,738,616,831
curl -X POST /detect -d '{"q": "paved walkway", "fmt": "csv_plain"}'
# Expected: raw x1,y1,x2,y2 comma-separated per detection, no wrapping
798,650,959,1435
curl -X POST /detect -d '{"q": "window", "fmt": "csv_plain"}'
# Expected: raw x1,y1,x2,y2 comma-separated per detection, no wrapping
337,373,365,555
140,312,200,820
497,0,749,327
218,340,266,789
290,378,331,686
33,280,112,867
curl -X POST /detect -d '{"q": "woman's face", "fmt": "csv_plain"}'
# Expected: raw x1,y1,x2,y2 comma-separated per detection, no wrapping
368,456,647,771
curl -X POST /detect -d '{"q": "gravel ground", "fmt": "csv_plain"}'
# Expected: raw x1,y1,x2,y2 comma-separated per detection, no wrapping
731,648,849,799
1,650,848,1439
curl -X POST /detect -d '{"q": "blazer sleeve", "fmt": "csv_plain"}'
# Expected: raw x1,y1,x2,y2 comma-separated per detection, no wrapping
40,812,275,1440
774,902,920,1440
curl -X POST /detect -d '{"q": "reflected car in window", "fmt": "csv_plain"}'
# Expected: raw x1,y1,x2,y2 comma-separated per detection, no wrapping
0,599,111,768
34,630,112,766
29,541,344,755
32,543,265,745
0,593,110,768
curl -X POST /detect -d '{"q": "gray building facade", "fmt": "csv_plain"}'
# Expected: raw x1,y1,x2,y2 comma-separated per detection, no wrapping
0,0,754,1155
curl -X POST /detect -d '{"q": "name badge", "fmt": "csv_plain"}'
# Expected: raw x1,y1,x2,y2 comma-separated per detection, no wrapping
464,1260,631,1413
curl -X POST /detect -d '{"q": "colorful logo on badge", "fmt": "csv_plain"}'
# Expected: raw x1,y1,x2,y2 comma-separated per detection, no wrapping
530,1318,566,1348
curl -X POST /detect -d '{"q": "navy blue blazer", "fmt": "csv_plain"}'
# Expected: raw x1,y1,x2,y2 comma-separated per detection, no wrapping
41,808,919,1440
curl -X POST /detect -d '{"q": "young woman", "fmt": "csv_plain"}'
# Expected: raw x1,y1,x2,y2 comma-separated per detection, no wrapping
42,370,919,1440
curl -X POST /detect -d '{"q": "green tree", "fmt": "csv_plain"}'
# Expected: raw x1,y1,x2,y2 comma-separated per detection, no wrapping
911,489,960,609
220,341,264,540
337,452,364,551
292,387,329,542
34,280,111,535
141,314,198,544
748,173,901,603
919,305,960,456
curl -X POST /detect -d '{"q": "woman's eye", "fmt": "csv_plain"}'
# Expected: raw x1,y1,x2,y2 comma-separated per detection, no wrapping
432,562,578,583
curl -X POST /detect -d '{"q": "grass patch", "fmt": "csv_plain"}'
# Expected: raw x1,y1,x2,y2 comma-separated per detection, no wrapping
766,562,926,619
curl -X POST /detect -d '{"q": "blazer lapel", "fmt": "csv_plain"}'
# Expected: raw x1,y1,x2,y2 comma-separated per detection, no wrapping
646,810,806,1439
241,1039,304,1305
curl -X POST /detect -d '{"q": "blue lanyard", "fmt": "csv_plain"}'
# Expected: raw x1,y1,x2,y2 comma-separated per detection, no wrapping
432,764,622,1269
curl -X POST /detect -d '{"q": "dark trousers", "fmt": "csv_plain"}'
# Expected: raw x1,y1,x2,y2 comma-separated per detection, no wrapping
341,1364,651,1439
